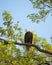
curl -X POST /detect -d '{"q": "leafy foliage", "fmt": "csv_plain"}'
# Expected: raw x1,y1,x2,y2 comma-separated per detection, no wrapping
0,10,52,65
27,0,52,23
0,11,23,42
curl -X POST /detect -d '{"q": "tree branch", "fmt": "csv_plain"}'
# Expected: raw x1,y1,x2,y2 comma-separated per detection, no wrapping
0,38,52,55
15,42,52,55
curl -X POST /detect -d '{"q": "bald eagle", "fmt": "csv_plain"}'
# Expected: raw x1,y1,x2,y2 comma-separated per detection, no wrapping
24,29,33,50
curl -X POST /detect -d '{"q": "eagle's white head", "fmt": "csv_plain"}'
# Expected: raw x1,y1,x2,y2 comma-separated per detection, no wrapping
25,28,30,32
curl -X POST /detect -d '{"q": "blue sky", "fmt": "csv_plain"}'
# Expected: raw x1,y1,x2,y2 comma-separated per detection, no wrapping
0,0,52,43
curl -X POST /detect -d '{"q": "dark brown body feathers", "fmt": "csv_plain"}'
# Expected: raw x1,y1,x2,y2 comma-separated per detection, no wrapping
24,31,33,50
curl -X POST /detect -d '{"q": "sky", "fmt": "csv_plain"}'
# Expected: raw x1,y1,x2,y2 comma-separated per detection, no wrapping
0,0,52,44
